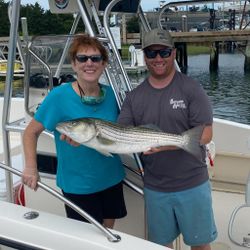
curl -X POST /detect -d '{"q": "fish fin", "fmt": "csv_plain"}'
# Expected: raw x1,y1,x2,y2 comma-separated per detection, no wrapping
95,149,113,157
181,125,205,159
96,135,115,145
93,135,114,157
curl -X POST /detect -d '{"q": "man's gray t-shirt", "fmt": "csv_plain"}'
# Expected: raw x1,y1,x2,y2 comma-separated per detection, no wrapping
118,71,213,192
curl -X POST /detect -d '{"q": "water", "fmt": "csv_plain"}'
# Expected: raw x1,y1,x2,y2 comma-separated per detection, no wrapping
0,78,23,98
0,53,250,125
187,53,250,125
130,52,250,125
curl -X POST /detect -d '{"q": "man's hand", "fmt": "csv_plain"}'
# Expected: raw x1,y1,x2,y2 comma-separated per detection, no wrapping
143,146,178,155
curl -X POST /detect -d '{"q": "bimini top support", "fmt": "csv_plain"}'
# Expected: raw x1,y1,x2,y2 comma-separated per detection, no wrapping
2,0,21,203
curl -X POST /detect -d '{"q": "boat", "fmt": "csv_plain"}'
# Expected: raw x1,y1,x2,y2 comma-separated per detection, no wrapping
0,190,168,250
0,60,22,73
1,0,250,249
0,37,24,77
0,59,24,77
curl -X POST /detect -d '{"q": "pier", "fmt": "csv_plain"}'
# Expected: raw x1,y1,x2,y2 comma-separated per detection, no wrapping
168,29,250,71
170,30,250,43
2,29,250,72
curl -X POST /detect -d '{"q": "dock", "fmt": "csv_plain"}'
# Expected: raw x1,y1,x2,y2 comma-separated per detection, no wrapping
2,29,250,72
170,30,250,43
168,30,250,71
124,65,147,74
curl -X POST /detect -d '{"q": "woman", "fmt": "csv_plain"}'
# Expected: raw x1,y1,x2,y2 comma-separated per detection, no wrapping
22,34,127,228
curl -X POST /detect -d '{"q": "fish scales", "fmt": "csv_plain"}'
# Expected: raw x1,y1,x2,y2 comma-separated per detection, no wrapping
56,118,204,159
94,119,182,140
95,120,184,145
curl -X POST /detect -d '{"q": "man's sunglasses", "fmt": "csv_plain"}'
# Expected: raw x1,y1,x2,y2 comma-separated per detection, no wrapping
75,54,103,63
144,48,173,59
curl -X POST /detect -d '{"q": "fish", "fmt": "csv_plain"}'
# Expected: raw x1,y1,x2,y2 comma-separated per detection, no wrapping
56,118,204,159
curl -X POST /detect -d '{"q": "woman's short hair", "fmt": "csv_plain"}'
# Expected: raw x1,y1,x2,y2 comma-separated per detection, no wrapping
69,33,108,62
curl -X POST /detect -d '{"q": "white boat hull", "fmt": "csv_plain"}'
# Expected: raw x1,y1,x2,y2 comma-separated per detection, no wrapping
1,97,250,250
0,200,170,250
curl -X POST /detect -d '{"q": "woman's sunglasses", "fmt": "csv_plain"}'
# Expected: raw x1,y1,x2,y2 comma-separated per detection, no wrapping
144,48,173,59
75,54,103,63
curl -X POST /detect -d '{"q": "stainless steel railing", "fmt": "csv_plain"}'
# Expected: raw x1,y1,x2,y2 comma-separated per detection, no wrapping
0,162,121,243
228,172,250,248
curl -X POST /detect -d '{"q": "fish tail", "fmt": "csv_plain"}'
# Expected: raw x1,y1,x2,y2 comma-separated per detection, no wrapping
181,125,205,159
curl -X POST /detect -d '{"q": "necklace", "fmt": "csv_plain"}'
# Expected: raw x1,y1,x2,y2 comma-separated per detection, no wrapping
77,80,86,99
76,80,106,105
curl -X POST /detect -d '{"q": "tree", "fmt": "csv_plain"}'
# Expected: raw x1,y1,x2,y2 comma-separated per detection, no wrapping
0,0,10,36
126,16,140,33
20,3,46,35
0,1,86,36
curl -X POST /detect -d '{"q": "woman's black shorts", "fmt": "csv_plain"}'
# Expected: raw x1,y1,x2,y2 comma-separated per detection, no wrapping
62,181,127,224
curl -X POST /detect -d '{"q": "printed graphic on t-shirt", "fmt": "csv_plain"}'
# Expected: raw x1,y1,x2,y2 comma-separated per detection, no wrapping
170,98,186,109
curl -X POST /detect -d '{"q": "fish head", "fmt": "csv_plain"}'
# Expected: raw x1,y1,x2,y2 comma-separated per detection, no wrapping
56,118,97,143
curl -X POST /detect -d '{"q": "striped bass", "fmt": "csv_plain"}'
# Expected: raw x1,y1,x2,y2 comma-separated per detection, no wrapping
56,118,204,159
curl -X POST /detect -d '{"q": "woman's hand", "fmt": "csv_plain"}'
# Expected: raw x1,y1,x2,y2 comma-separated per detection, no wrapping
22,167,40,191
60,134,80,147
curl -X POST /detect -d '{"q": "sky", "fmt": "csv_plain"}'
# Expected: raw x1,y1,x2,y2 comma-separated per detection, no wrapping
18,0,160,11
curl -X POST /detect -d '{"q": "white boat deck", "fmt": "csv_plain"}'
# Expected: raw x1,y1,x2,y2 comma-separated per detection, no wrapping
0,149,249,249
212,190,249,250
0,97,250,249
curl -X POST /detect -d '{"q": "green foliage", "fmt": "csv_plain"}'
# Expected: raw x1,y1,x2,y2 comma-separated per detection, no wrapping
20,3,46,35
126,16,140,33
187,45,210,55
0,0,10,36
121,44,130,60
0,1,82,36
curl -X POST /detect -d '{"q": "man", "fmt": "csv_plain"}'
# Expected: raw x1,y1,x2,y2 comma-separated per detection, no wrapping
118,28,217,250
